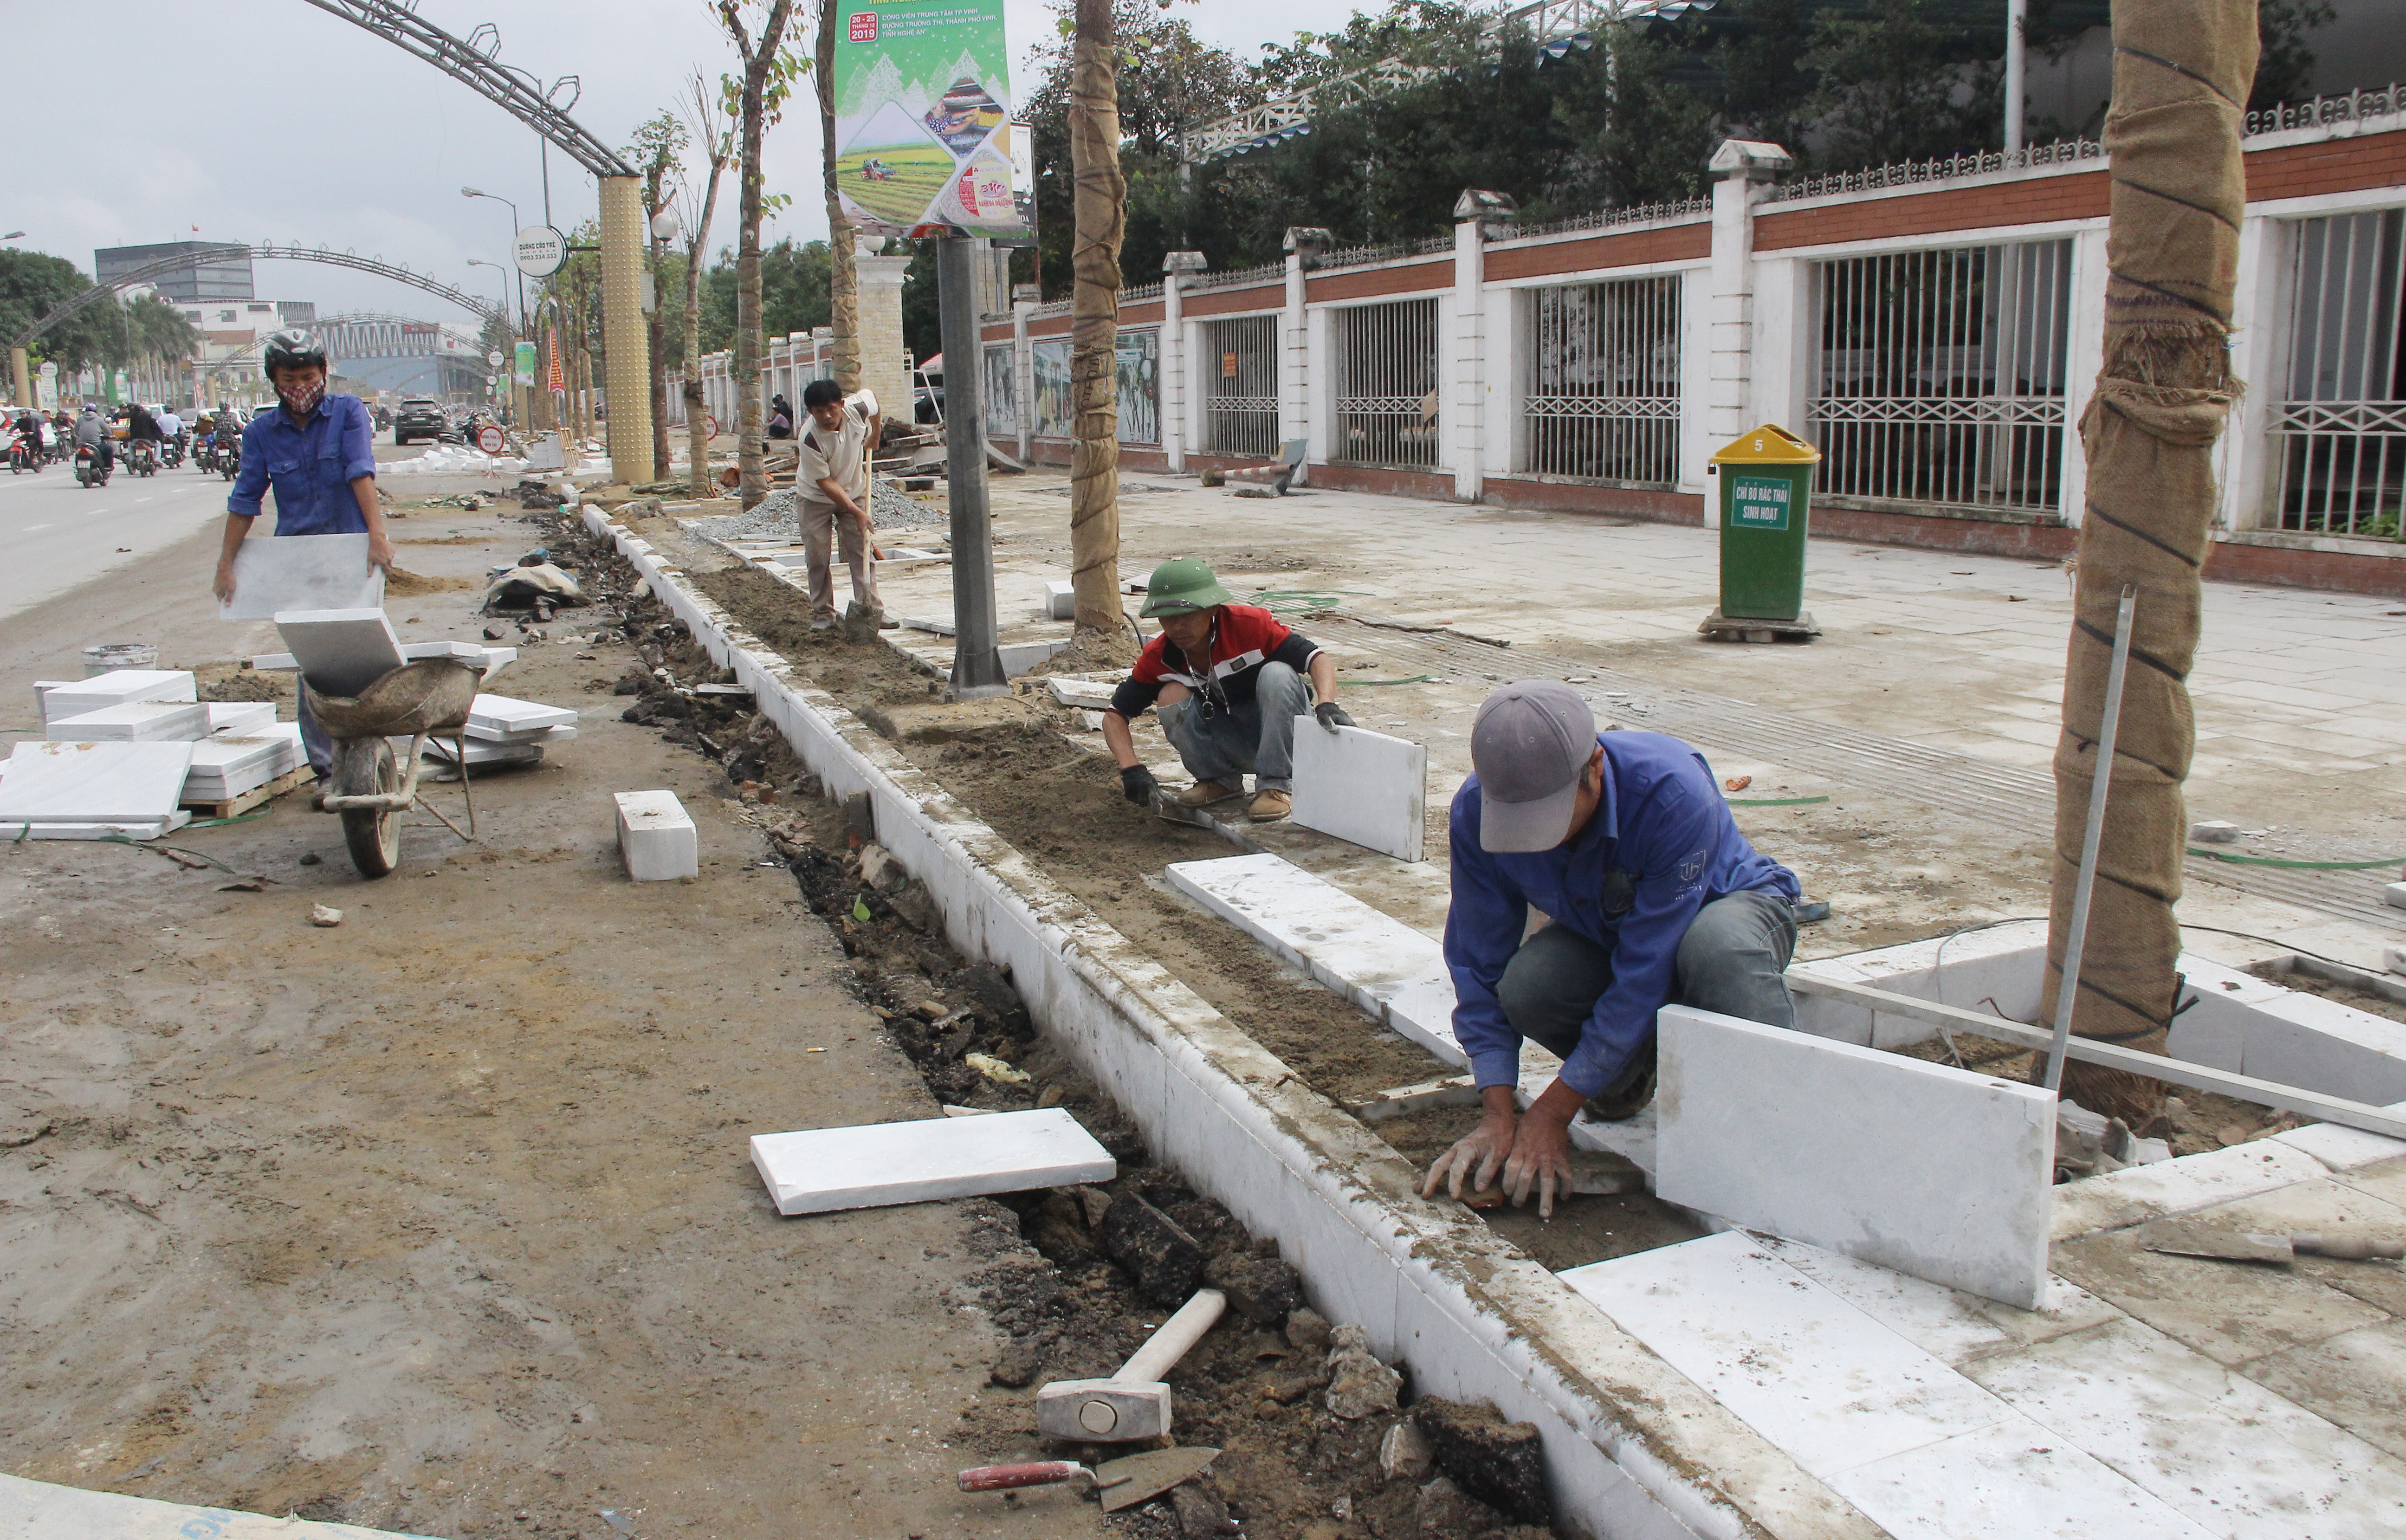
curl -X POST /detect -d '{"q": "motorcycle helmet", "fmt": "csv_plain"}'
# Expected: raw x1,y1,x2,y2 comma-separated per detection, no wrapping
261,329,329,378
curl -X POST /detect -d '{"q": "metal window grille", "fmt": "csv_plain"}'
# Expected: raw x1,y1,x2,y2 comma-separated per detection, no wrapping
1524,276,1681,485
1331,299,1441,468
983,343,1017,437
1202,316,1278,456
1808,239,2073,513
2273,208,2406,537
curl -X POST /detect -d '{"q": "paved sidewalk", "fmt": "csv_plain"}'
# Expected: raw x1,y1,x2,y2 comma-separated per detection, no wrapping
838,473,2406,967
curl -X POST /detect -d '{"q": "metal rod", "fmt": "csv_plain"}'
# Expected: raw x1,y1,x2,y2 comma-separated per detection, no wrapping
938,235,1006,695
1789,973,2406,1142
2045,583,2137,1092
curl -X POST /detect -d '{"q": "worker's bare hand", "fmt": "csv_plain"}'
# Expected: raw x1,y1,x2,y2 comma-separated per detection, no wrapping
1423,1112,1516,1204
1502,1109,1576,1219
213,559,238,606
367,532,396,572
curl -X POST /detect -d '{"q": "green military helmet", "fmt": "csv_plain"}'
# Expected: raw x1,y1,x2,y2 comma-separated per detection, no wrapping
1138,557,1234,618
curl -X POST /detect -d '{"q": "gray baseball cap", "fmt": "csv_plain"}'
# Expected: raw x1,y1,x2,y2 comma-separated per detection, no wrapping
1470,682,1598,852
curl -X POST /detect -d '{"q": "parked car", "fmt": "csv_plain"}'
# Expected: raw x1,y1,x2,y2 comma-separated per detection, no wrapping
394,397,447,445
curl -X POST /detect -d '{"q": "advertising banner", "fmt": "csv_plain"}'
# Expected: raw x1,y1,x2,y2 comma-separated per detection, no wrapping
831,0,1031,241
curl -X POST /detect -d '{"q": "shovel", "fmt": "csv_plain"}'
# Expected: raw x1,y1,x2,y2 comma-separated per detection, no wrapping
958,1446,1219,1513
2137,1218,2404,1264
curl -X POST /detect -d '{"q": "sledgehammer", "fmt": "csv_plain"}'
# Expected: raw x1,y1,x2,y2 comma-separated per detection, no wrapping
1036,1288,1225,1441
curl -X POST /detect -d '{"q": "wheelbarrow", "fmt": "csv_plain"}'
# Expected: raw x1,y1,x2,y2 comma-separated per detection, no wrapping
302,658,484,878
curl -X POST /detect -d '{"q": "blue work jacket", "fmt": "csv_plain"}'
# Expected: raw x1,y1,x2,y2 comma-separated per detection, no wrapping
1443,731,1800,1097
226,394,378,533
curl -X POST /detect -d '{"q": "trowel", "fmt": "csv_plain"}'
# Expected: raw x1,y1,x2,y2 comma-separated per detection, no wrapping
2136,1218,2403,1264
1149,788,1209,828
958,1446,1220,1512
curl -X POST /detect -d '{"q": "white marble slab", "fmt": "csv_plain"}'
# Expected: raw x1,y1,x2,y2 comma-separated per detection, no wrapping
410,736,547,767
1166,853,1458,1059
273,608,404,697
45,701,210,742
467,694,578,740
1754,1235,2120,1368
2048,1140,2333,1243
1656,1004,2054,1309
1045,578,1075,620
206,702,277,737
614,789,697,880
37,669,196,724
1563,1233,2212,1540
1965,1316,2406,1539
3,813,192,841
217,533,383,621
749,1108,1117,1216
1290,718,1427,862
1047,676,1117,710
0,741,197,823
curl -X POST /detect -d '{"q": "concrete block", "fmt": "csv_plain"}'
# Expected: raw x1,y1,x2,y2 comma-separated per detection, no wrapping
0,741,197,823
467,694,579,742
1046,579,1075,620
1656,1005,2054,1309
37,669,196,723
614,789,697,880
46,701,210,742
749,1107,1115,1216
998,638,1072,676
273,608,404,697
217,532,383,621
2386,881,2406,911
1290,718,1427,862
206,702,277,737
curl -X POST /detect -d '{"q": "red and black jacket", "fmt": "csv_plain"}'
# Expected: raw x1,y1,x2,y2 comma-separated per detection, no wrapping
1109,604,1320,720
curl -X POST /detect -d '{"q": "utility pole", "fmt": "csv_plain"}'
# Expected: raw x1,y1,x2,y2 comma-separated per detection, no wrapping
938,236,1006,696
2005,0,2027,154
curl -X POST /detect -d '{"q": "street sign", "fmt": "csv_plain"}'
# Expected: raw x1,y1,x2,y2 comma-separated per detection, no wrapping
486,349,505,367
514,225,567,278
37,361,56,379
476,424,506,455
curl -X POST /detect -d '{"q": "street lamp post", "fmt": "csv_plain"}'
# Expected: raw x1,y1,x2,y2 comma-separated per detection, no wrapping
461,187,527,334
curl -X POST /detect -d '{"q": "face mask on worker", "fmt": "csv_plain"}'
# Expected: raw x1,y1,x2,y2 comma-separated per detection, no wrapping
277,374,326,415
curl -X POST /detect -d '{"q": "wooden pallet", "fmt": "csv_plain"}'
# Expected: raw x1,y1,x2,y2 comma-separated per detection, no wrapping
180,764,310,821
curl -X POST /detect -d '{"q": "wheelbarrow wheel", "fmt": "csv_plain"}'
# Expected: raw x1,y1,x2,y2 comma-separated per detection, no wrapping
336,737,402,878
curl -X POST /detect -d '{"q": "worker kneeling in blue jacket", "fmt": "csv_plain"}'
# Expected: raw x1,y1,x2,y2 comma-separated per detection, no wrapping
1424,680,1803,1216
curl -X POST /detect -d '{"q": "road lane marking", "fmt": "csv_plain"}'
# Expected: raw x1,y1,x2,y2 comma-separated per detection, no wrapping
22,524,51,533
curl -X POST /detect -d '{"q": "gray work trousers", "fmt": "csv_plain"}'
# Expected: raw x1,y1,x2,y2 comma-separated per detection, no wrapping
800,497,879,622
1157,661,1310,793
1498,889,1799,1082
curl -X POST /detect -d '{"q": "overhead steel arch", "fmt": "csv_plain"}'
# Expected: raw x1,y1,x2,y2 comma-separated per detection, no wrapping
297,0,635,179
200,311,489,374
12,244,502,352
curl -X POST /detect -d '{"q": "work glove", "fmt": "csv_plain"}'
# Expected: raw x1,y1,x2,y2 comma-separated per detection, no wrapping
1119,764,1160,808
1315,701,1355,733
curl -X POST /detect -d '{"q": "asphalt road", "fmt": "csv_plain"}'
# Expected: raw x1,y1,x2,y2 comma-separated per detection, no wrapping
0,436,430,625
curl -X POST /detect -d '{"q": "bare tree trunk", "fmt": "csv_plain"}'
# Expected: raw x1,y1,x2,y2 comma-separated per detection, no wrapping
684,76,730,500
723,0,797,511
1067,0,1125,638
2044,0,2256,1125
814,1,861,393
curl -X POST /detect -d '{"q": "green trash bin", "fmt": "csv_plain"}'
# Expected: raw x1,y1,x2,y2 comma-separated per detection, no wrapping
1707,423,1823,635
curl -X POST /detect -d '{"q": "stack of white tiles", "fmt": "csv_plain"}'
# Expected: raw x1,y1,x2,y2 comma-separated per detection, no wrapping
12,668,309,826
402,692,579,770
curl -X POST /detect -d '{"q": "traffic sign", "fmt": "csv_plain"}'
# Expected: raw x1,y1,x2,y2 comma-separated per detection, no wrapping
514,225,567,278
38,361,56,378
476,423,506,455
486,349,505,367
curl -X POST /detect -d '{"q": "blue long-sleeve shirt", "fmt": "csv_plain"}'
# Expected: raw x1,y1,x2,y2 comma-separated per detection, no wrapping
226,394,377,533
1443,731,1799,1097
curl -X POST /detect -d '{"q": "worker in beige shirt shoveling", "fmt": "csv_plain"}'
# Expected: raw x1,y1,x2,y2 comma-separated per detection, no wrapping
797,378,886,632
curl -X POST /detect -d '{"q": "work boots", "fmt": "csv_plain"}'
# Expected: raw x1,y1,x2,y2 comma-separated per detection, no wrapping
1175,779,1244,808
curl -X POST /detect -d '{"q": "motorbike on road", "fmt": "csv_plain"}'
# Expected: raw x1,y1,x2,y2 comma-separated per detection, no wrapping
74,445,110,488
218,439,239,481
127,440,158,478
7,435,39,474
162,435,185,469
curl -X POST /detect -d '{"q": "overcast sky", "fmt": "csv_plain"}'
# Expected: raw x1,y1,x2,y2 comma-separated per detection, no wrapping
5,0,1357,329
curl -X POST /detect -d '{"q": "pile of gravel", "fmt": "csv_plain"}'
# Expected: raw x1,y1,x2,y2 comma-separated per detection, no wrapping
686,479,944,542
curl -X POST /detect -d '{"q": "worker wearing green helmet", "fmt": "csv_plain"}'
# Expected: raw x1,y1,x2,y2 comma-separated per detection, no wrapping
1103,557,1352,822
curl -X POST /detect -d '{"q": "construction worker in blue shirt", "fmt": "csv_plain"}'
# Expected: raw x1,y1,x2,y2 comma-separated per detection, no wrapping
211,330,394,782
1424,681,1804,1216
